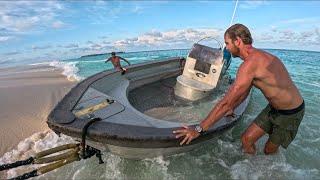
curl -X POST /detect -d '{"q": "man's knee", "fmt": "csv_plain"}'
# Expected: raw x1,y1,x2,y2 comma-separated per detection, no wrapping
241,133,257,154
241,133,254,146
241,123,265,145
264,140,279,155
241,123,266,154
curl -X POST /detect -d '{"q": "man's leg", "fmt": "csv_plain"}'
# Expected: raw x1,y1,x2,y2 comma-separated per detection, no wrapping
263,107,305,155
241,123,266,154
264,139,279,155
119,67,126,75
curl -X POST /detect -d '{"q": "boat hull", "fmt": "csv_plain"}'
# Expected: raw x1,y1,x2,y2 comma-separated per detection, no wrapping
47,57,250,159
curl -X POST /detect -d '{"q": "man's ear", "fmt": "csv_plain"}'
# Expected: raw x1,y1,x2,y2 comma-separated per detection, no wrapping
235,37,242,46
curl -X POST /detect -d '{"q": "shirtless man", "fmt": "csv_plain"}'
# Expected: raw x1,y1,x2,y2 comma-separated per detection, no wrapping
173,24,305,155
105,52,131,74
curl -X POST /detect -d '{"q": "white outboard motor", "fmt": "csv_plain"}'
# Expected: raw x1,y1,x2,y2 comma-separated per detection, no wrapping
174,38,231,101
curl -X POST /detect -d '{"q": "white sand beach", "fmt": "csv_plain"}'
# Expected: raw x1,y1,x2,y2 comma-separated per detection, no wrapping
0,65,76,157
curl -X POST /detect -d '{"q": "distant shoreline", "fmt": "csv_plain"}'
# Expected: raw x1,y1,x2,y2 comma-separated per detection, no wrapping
1,48,319,70
78,47,320,59
80,51,125,58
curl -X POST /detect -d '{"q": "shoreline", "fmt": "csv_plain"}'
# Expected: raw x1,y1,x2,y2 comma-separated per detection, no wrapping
0,64,76,156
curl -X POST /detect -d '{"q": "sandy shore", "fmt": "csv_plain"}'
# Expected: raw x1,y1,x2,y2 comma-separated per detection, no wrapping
0,65,76,156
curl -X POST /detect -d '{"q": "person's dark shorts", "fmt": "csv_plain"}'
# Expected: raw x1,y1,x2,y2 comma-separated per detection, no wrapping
254,101,305,148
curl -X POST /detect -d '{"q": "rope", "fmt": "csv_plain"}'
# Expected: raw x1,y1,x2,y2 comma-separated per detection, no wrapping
81,117,103,159
8,170,37,180
0,143,90,180
229,0,239,28
7,154,80,180
35,143,78,159
0,157,34,171
222,0,239,50
0,141,103,180
220,0,239,75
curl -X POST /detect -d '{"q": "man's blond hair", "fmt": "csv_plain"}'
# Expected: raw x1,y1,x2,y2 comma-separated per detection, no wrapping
225,24,253,45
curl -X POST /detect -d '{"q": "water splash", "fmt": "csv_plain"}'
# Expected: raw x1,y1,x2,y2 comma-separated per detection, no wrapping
49,60,82,81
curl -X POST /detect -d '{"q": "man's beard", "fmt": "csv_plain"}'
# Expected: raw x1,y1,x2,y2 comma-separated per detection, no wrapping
231,46,240,58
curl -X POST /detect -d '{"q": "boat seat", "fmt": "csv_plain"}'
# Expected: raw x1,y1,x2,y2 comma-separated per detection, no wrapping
176,76,213,91
174,43,224,101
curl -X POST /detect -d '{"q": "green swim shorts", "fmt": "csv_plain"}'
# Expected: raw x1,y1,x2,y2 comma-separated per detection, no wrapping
254,101,305,148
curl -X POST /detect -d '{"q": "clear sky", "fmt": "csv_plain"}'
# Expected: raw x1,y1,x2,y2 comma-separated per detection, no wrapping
1,1,320,64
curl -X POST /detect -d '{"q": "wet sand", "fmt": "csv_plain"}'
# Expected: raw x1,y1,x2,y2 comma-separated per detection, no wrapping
0,65,76,156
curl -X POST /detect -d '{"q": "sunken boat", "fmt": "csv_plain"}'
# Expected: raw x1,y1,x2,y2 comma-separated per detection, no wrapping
47,40,250,159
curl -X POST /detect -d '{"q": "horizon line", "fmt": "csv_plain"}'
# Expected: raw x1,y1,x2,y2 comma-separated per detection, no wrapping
73,47,320,60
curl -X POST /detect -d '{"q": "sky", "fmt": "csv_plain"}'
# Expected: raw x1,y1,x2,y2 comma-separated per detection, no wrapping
1,0,320,65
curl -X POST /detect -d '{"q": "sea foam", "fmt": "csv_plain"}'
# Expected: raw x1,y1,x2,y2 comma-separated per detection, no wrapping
230,152,319,180
0,130,75,179
49,60,83,81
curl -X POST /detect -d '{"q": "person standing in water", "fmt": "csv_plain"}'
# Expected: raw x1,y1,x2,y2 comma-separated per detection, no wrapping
105,52,131,75
173,24,305,155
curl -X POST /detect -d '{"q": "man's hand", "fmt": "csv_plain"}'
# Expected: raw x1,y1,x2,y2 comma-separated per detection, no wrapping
225,109,236,118
173,125,200,145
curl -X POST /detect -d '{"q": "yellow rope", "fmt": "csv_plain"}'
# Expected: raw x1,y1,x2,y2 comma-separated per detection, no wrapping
37,154,80,175
35,143,79,159
34,147,79,164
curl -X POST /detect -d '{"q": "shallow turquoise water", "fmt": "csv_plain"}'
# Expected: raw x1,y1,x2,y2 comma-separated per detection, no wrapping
65,49,188,78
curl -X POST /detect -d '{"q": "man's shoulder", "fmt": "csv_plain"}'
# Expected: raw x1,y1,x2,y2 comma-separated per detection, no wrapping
239,57,257,76
245,49,269,66
246,49,262,59
249,48,275,59
242,57,256,67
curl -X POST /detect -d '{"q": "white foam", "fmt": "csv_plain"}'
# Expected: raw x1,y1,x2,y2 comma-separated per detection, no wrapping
308,137,320,143
79,59,106,63
127,57,150,61
29,62,52,66
142,156,174,179
102,153,122,179
0,130,76,179
49,60,83,81
230,152,320,180
71,166,86,180
217,159,230,169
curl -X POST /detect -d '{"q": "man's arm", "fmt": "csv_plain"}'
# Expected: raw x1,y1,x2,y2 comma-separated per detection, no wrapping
105,57,111,63
200,61,254,131
120,57,131,65
173,61,255,145
173,60,255,145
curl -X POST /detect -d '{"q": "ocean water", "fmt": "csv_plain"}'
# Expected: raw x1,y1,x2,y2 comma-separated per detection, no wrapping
1,49,320,179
